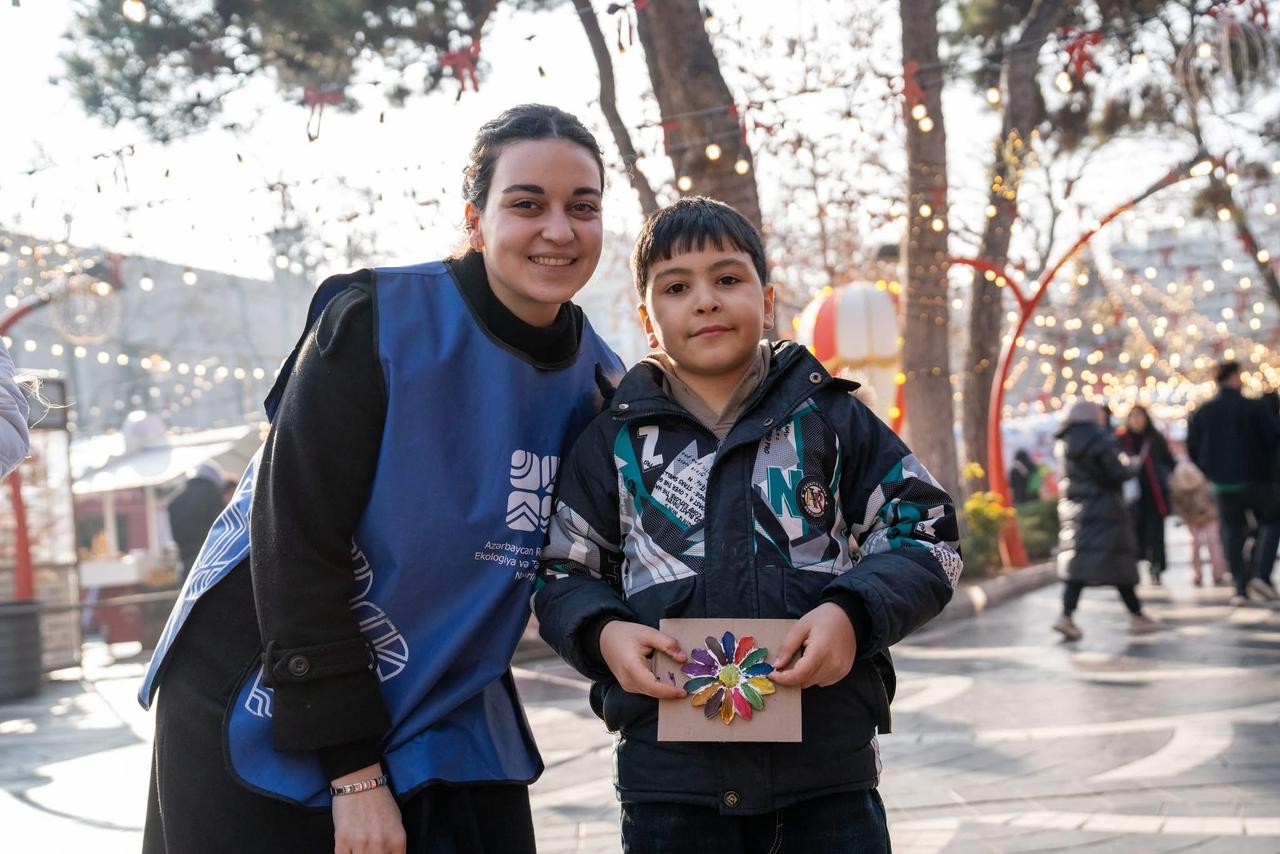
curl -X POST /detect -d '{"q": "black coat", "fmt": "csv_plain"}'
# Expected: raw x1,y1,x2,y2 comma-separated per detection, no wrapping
167,476,225,573
1055,422,1139,586
1186,387,1280,486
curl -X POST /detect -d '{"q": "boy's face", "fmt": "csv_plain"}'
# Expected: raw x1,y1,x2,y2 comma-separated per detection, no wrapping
638,244,774,380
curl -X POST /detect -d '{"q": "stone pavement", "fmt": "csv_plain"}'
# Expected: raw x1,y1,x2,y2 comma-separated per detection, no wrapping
2,525,1278,852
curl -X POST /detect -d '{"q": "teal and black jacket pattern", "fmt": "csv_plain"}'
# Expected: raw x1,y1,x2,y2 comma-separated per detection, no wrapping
535,341,961,814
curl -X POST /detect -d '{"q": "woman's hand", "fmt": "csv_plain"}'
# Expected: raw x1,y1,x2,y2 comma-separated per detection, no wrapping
770,602,857,689
331,765,405,854
599,620,688,699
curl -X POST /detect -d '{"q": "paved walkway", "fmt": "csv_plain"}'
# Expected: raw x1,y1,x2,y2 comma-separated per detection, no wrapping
3,526,1278,852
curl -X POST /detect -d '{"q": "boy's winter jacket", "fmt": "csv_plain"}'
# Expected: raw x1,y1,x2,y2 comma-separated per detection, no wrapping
534,342,960,815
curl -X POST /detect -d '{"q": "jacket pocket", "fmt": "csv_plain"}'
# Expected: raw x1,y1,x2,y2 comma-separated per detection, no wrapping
782,566,833,618
599,680,657,733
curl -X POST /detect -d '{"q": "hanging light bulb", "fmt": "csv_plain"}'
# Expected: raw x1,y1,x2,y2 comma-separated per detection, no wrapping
918,116,934,133
677,175,693,192
986,87,1001,105
1055,71,1073,93
734,158,750,175
121,0,146,23
910,104,927,121
704,143,722,161
139,274,154,292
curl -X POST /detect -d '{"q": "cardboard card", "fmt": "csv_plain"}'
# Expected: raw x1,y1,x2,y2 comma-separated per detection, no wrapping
654,618,801,743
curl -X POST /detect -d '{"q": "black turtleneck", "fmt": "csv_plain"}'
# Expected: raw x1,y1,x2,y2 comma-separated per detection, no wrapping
249,255,586,780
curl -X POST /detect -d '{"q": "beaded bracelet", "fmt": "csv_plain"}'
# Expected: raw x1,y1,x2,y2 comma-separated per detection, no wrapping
329,774,389,797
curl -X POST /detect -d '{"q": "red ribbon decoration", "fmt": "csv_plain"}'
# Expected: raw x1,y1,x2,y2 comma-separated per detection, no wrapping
303,86,344,141
1061,28,1102,80
441,41,482,93
303,86,344,107
902,60,924,120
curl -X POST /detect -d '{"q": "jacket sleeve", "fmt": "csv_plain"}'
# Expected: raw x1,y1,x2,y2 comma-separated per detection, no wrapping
823,397,960,658
0,341,30,477
1092,435,1135,486
534,418,638,683
250,283,391,777
1186,413,1202,469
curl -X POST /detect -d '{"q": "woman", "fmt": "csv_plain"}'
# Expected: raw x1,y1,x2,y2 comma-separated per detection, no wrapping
140,104,623,854
1117,405,1175,584
1053,401,1160,641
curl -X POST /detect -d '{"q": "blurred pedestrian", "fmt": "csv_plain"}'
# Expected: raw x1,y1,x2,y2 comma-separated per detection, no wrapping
166,462,226,582
1169,458,1229,586
1053,401,1160,640
1117,405,1175,584
1186,361,1280,605
0,338,30,477
1009,449,1044,505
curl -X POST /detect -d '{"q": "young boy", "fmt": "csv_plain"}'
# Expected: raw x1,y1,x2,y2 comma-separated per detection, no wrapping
535,197,961,852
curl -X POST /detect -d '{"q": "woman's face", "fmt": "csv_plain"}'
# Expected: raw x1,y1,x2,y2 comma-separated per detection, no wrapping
1127,409,1148,432
468,139,603,326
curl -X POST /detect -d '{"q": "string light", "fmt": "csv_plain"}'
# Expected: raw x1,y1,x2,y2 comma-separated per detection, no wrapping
121,0,146,24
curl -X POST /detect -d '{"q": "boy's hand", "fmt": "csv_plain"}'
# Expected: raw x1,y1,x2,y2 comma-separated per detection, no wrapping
770,602,857,689
599,620,688,699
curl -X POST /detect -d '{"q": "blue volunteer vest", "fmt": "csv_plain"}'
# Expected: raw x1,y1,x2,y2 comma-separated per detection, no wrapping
140,261,622,807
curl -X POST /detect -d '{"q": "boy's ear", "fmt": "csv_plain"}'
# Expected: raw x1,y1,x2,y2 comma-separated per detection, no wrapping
762,285,776,332
637,301,660,349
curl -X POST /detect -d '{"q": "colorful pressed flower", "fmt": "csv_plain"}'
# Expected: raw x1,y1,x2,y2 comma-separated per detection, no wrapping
681,632,776,725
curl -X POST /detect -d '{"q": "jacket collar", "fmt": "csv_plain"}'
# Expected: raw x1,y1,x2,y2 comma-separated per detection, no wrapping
609,341,858,442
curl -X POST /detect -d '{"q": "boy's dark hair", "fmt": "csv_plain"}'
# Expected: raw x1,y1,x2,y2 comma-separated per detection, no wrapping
462,104,605,210
1215,360,1241,384
630,196,768,298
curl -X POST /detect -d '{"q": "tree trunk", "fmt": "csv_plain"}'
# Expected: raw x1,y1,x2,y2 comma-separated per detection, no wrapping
962,0,1064,489
634,0,762,230
575,1,659,216
900,0,960,500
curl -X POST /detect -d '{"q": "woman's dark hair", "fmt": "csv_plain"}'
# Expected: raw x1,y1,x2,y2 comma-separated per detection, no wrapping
462,104,605,210
1125,404,1155,437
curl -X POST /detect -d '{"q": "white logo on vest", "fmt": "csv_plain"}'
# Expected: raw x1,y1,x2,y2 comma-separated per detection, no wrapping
506,449,559,532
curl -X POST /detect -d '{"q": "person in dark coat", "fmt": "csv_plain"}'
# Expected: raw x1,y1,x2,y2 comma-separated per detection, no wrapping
1053,401,1160,640
1009,449,1039,504
1186,361,1280,604
1117,405,1175,584
167,462,226,581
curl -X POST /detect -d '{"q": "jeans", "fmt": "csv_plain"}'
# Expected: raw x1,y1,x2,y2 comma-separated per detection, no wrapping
621,789,890,854
1062,581,1142,616
1217,484,1280,595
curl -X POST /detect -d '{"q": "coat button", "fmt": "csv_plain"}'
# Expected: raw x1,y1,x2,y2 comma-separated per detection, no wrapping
287,655,310,678
617,403,630,411
809,372,822,384
763,417,774,426
722,790,741,808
